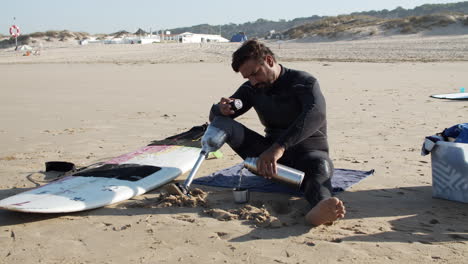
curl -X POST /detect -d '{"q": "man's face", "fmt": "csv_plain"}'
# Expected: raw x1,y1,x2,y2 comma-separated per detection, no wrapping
238,57,275,90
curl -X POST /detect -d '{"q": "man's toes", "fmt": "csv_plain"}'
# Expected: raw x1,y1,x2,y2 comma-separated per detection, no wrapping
306,198,346,226
337,207,346,215
337,200,344,208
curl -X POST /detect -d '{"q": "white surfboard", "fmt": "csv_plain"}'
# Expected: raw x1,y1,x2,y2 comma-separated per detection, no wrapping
430,92,468,100
0,143,201,213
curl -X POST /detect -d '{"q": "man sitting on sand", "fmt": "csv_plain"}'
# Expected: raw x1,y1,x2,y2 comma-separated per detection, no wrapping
208,39,345,226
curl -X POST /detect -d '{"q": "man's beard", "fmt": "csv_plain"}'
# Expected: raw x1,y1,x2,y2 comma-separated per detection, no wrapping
254,75,274,90
254,82,272,89
254,69,275,90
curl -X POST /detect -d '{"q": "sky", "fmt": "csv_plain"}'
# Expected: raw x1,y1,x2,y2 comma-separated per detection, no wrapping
0,0,465,35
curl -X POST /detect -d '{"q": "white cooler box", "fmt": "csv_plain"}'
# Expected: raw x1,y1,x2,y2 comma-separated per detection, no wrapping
431,141,468,203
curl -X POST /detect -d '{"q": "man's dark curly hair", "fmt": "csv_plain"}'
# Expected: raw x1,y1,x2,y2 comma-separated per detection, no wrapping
231,39,276,72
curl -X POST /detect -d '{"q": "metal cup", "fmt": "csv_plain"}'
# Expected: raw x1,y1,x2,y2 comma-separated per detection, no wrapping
232,188,249,204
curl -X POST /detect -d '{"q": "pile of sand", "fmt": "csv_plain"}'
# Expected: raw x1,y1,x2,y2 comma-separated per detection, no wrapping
155,188,283,228
123,188,288,228
123,188,208,208
204,205,283,228
156,188,208,208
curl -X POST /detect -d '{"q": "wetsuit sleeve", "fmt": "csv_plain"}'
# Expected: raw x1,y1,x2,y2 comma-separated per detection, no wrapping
276,79,326,149
209,84,253,121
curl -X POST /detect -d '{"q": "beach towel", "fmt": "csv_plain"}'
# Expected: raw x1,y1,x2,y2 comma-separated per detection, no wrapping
443,123,468,143
193,163,374,196
421,123,468,156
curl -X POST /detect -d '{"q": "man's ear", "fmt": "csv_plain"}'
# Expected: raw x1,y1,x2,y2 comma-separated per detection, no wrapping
265,55,274,67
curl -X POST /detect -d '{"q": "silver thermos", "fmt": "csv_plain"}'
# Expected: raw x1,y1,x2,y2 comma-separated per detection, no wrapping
243,157,304,190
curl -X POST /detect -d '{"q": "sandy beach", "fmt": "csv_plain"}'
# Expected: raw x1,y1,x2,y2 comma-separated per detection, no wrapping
1,35,468,263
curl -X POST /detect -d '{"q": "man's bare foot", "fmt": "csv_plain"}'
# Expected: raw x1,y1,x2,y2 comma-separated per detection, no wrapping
305,197,346,226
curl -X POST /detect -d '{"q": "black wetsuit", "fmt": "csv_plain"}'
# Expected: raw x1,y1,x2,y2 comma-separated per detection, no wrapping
210,65,333,207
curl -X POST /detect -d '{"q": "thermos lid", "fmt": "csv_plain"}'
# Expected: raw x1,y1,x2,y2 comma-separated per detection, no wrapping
230,99,243,111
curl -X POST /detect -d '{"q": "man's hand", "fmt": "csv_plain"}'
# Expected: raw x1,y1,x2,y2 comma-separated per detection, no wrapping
218,97,236,116
257,143,285,179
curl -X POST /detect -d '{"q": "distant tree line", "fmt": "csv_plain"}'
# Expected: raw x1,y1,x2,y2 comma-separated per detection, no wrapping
351,2,468,18
168,17,323,39
167,1,468,39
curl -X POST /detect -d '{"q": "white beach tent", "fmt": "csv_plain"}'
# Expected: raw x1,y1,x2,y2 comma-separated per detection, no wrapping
19,45,33,51
177,32,229,43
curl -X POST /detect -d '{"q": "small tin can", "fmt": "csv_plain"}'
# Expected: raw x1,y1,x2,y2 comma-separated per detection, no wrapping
232,187,249,204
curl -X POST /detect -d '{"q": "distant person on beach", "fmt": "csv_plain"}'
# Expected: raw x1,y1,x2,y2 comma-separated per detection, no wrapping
208,39,345,226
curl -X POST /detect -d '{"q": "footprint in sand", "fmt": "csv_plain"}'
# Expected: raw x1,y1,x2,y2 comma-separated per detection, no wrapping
204,205,283,228
214,231,230,240
204,208,237,221
172,215,196,223
112,224,131,231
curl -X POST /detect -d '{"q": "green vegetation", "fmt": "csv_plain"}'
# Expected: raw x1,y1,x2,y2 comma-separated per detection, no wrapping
0,34,32,48
168,16,323,39
167,2,468,39
284,15,384,39
352,2,468,18
134,28,147,35
382,13,460,34
28,30,89,40
283,13,466,38
0,30,90,48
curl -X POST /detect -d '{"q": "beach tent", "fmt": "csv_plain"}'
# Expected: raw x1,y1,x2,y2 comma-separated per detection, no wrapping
19,45,33,51
177,32,229,43
230,32,248,42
